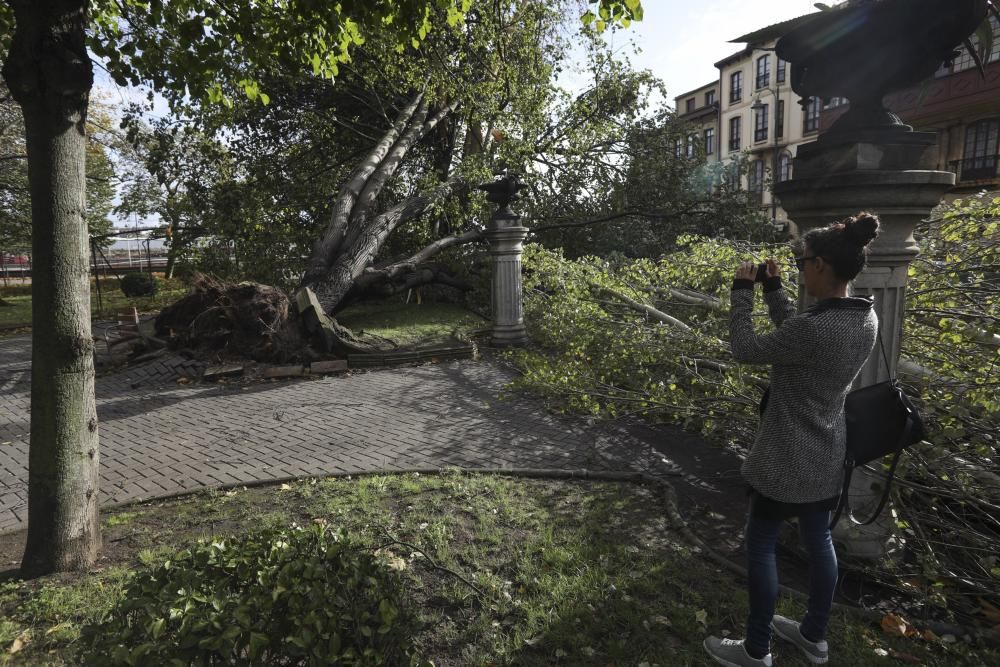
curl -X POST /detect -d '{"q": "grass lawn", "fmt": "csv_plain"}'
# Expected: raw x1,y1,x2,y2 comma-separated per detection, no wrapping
0,472,993,666
0,277,189,332
338,300,487,347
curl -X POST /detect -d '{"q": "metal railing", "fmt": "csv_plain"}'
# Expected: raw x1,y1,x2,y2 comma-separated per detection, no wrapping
950,155,999,182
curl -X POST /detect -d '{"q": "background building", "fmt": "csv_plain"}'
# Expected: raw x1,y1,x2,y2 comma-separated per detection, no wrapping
674,81,720,165
677,12,1000,228
677,35,824,228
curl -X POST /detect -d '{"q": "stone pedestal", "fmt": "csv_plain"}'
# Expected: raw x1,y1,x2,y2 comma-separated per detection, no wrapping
774,132,954,559
485,222,529,347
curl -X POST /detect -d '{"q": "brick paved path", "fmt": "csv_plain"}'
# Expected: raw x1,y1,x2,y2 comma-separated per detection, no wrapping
0,336,688,533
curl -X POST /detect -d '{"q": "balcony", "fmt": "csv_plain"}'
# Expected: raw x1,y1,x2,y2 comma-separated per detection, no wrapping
950,155,999,182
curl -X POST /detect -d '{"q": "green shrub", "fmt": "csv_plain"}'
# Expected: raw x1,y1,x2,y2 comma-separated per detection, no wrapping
120,272,160,297
81,524,428,666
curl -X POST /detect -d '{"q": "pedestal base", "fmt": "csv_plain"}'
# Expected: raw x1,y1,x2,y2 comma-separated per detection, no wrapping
491,324,529,347
832,466,896,560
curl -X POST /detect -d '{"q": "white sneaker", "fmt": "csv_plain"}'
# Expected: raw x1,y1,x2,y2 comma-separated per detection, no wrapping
770,614,829,664
703,636,773,667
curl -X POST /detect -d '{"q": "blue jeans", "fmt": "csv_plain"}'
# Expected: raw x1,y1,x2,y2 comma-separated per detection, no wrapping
744,509,839,655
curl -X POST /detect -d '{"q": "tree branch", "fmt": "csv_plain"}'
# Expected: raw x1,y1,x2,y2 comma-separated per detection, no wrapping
597,286,692,331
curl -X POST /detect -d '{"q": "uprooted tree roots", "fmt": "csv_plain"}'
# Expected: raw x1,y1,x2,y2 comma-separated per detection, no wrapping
154,274,390,362
155,274,297,361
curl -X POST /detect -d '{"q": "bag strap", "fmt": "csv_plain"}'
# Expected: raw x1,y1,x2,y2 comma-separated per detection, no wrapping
829,405,915,529
875,323,893,381
828,460,853,529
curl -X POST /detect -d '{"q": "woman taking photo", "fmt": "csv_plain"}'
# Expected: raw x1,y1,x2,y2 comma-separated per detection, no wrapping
703,212,880,667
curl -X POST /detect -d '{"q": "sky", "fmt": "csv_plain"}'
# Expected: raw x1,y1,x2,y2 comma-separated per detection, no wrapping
617,0,821,106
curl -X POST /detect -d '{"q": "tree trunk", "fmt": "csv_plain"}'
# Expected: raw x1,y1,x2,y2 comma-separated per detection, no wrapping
302,92,426,286
302,91,462,315
3,0,101,576
311,176,464,312
164,245,177,279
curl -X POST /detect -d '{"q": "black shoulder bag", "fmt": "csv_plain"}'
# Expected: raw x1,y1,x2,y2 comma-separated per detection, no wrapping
829,330,926,529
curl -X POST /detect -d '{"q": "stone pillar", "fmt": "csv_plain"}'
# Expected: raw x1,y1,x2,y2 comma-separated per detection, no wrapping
485,220,529,346
774,131,954,558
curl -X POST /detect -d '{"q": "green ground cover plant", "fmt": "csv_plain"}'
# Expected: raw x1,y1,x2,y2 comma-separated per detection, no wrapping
0,473,995,666
337,300,487,348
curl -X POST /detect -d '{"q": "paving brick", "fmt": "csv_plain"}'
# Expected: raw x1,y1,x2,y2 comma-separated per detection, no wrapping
0,335,677,533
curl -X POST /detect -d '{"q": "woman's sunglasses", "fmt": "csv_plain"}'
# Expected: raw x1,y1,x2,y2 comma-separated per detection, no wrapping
794,255,820,271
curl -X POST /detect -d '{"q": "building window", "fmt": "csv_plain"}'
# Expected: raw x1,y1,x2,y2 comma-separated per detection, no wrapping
675,138,683,158
748,160,765,204
756,55,770,90
705,90,716,106
729,116,741,151
776,100,785,139
803,97,821,133
776,58,787,84
726,161,741,190
686,97,696,113
754,103,769,142
730,71,743,103
778,151,793,182
960,119,1000,180
687,134,696,158
824,97,847,109
705,128,715,155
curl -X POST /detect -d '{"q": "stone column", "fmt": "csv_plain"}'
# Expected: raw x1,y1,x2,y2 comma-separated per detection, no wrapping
774,131,954,558
485,219,529,346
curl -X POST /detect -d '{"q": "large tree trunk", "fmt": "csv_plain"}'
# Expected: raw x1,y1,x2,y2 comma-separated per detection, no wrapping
3,0,101,576
301,93,426,286
312,176,465,311
301,91,464,314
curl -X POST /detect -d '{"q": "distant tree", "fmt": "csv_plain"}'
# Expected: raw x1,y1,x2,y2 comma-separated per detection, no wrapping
521,51,770,258
116,118,234,278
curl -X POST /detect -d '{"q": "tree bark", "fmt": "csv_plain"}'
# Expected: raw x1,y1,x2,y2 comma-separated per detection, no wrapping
301,92,425,285
3,0,100,576
302,91,462,316
313,176,465,312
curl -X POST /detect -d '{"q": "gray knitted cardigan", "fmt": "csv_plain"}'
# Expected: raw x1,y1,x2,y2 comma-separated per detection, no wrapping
730,281,878,503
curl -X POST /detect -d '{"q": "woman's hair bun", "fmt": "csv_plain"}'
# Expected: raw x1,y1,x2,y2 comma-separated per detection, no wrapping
842,211,880,247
